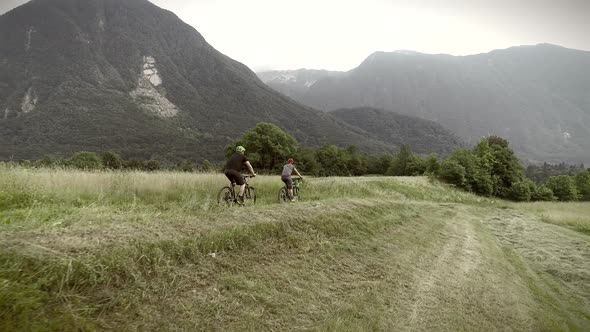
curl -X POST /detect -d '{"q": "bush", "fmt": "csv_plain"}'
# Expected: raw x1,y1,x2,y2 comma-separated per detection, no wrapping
144,160,161,171
124,159,146,170
175,160,194,172
575,170,590,201
439,160,467,188
101,151,123,170
386,145,415,176
546,175,578,201
367,154,394,175
33,156,64,168
70,152,101,170
424,154,441,175
294,148,320,176
531,185,555,201
507,180,534,201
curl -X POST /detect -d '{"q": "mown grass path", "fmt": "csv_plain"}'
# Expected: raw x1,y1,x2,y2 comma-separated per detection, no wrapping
1,170,589,331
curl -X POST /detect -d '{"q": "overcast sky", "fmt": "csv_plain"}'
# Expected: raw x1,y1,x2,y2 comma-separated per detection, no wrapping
1,0,589,71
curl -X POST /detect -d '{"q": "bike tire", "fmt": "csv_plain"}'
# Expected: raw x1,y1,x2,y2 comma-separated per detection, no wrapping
294,186,300,201
244,186,256,206
278,187,289,203
217,186,234,207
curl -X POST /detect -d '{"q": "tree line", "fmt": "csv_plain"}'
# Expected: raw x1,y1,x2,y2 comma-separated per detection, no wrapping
227,123,590,202
5,122,589,202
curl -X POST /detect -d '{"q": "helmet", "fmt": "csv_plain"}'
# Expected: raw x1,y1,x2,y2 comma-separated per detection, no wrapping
288,158,294,164
236,145,246,153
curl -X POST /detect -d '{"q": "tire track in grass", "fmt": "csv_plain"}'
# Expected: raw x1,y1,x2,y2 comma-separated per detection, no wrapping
398,206,536,331
482,209,590,329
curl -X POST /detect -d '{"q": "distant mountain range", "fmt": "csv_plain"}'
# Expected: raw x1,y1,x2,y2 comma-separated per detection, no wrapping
330,107,462,155
258,45,590,164
0,0,461,161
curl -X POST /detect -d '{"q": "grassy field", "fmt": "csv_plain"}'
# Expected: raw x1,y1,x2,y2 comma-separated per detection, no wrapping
1,166,589,331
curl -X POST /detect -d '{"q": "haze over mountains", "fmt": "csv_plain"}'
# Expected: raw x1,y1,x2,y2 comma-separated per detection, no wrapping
258,45,590,164
0,0,465,161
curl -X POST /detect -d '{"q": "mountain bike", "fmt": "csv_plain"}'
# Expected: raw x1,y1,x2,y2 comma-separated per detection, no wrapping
217,175,256,207
278,177,302,203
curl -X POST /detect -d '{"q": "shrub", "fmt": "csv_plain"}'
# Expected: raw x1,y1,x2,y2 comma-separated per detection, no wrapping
144,160,161,172
386,145,415,176
438,160,467,188
101,151,123,169
424,154,441,175
70,152,102,170
507,180,533,201
574,170,590,201
125,159,146,170
531,185,555,201
546,175,578,201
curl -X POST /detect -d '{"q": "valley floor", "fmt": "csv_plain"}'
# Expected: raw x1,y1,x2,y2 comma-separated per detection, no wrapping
1,170,589,331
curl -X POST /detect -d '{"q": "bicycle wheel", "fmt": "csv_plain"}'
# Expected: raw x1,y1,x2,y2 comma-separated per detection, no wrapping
243,186,256,206
217,186,234,206
278,187,289,203
293,186,300,201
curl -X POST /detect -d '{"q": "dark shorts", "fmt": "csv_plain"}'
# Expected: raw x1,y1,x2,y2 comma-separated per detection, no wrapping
225,170,245,185
281,175,293,189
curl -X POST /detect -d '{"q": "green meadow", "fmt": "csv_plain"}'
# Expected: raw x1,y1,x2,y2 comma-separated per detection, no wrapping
1,166,589,331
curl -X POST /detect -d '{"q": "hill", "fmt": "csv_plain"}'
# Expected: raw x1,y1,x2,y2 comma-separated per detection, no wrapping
330,107,462,155
257,45,590,164
0,0,398,161
1,167,589,330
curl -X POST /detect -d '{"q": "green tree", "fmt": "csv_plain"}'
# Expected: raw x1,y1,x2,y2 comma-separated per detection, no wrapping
101,151,123,170
439,160,467,188
367,154,394,175
507,179,535,202
486,137,525,198
70,152,102,170
315,145,349,176
574,170,590,201
344,146,368,176
424,154,441,175
448,149,493,196
175,160,194,172
293,148,320,176
228,123,298,171
144,160,161,171
124,159,146,170
531,185,555,201
387,145,414,176
546,175,578,201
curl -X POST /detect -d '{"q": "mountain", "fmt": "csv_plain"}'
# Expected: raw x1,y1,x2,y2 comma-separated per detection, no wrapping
0,0,406,161
330,107,462,155
257,69,344,102
257,45,590,164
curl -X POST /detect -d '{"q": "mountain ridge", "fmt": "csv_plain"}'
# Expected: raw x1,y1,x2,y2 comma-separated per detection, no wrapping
0,0,414,161
257,44,590,164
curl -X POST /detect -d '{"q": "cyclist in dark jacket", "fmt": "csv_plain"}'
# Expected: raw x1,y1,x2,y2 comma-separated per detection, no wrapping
281,158,302,201
224,146,256,202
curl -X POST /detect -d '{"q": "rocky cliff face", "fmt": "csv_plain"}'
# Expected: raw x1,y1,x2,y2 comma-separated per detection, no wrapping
0,0,405,161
